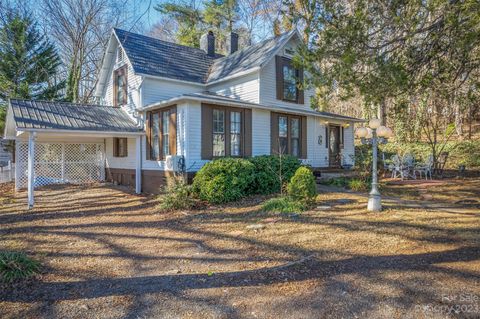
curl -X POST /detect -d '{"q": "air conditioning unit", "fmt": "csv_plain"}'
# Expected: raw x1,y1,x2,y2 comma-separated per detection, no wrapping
165,155,184,172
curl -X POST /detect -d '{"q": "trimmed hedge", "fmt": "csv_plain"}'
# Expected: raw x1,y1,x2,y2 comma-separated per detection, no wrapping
192,158,255,204
249,155,301,195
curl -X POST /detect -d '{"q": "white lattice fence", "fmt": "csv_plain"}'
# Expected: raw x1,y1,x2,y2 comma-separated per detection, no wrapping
16,142,105,189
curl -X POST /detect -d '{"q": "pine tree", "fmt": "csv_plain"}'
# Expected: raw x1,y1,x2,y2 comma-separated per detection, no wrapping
154,2,204,48
0,11,64,100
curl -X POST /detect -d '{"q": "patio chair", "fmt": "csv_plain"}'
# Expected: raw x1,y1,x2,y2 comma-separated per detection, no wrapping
402,153,416,179
414,155,434,180
391,155,404,179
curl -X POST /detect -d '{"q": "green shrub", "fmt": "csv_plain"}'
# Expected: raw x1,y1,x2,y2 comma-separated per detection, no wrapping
0,251,40,283
348,178,368,191
158,181,196,211
287,167,317,204
249,155,301,194
192,158,255,204
262,197,308,213
321,176,349,188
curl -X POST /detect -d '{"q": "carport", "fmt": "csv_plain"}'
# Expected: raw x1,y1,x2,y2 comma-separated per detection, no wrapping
3,99,144,208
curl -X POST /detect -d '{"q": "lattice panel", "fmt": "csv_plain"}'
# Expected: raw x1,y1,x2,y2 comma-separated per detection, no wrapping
16,142,105,189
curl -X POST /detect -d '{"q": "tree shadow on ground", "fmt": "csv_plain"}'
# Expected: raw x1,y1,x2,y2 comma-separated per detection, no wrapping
1,184,479,318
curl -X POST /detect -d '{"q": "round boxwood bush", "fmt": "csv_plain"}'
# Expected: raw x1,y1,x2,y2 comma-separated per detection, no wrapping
192,158,255,204
287,166,317,204
249,155,301,194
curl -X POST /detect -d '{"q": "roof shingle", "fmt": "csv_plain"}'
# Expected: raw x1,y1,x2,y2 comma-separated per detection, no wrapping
114,28,220,83
113,28,296,84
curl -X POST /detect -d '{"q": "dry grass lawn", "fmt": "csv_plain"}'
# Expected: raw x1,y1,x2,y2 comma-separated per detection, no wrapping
0,179,479,319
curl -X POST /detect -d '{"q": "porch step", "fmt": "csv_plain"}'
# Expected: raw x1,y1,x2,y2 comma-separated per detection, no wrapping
313,168,357,182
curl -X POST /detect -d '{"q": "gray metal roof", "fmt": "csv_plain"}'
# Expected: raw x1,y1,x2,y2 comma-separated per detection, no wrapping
114,28,296,84
9,99,142,133
207,31,296,82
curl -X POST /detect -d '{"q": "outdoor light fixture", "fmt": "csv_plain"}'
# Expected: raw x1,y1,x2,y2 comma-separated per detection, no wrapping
355,119,393,212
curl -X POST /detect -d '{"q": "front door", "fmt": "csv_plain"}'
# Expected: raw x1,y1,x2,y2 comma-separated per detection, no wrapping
328,125,341,167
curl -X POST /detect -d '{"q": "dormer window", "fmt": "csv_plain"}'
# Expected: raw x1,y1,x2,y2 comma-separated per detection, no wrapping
275,56,304,104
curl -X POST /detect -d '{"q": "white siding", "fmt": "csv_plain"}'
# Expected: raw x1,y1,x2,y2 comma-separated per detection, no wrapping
252,109,270,156
341,125,355,166
105,137,137,169
258,37,315,110
142,78,201,106
307,118,330,168
183,101,208,171
207,72,259,103
102,48,142,111
102,46,142,123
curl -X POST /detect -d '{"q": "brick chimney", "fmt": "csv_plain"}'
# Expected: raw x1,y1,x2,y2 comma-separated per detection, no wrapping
226,32,239,54
200,31,215,56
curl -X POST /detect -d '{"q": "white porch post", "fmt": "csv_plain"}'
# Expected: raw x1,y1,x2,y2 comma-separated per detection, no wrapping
27,132,36,209
135,136,142,194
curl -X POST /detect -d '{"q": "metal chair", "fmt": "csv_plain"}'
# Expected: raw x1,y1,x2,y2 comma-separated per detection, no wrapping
402,153,416,179
414,155,434,180
391,155,404,179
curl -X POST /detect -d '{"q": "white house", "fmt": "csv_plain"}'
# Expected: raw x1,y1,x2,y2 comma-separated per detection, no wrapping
4,28,361,205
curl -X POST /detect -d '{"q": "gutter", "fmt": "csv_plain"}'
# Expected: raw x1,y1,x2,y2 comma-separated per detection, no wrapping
17,128,145,136
138,95,364,123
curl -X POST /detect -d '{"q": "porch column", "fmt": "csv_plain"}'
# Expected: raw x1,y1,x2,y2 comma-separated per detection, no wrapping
135,136,141,194
27,132,36,209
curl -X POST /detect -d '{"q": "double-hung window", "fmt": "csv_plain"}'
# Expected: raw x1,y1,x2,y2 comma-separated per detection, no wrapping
113,138,128,157
147,106,176,160
230,111,241,156
272,113,304,157
213,109,225,157
275,56,304,104
211,107,243,158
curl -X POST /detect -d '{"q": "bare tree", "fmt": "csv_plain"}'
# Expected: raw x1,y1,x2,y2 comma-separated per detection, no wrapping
40,0,140,103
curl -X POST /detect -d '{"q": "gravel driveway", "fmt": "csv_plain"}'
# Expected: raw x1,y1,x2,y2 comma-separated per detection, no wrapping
1,182,479,318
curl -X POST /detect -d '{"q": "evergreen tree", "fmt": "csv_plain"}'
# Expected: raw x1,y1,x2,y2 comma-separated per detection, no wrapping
0,11,64,100
154,2,204,48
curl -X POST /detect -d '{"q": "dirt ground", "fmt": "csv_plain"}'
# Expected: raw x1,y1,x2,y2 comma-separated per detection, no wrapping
0,179,479,319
